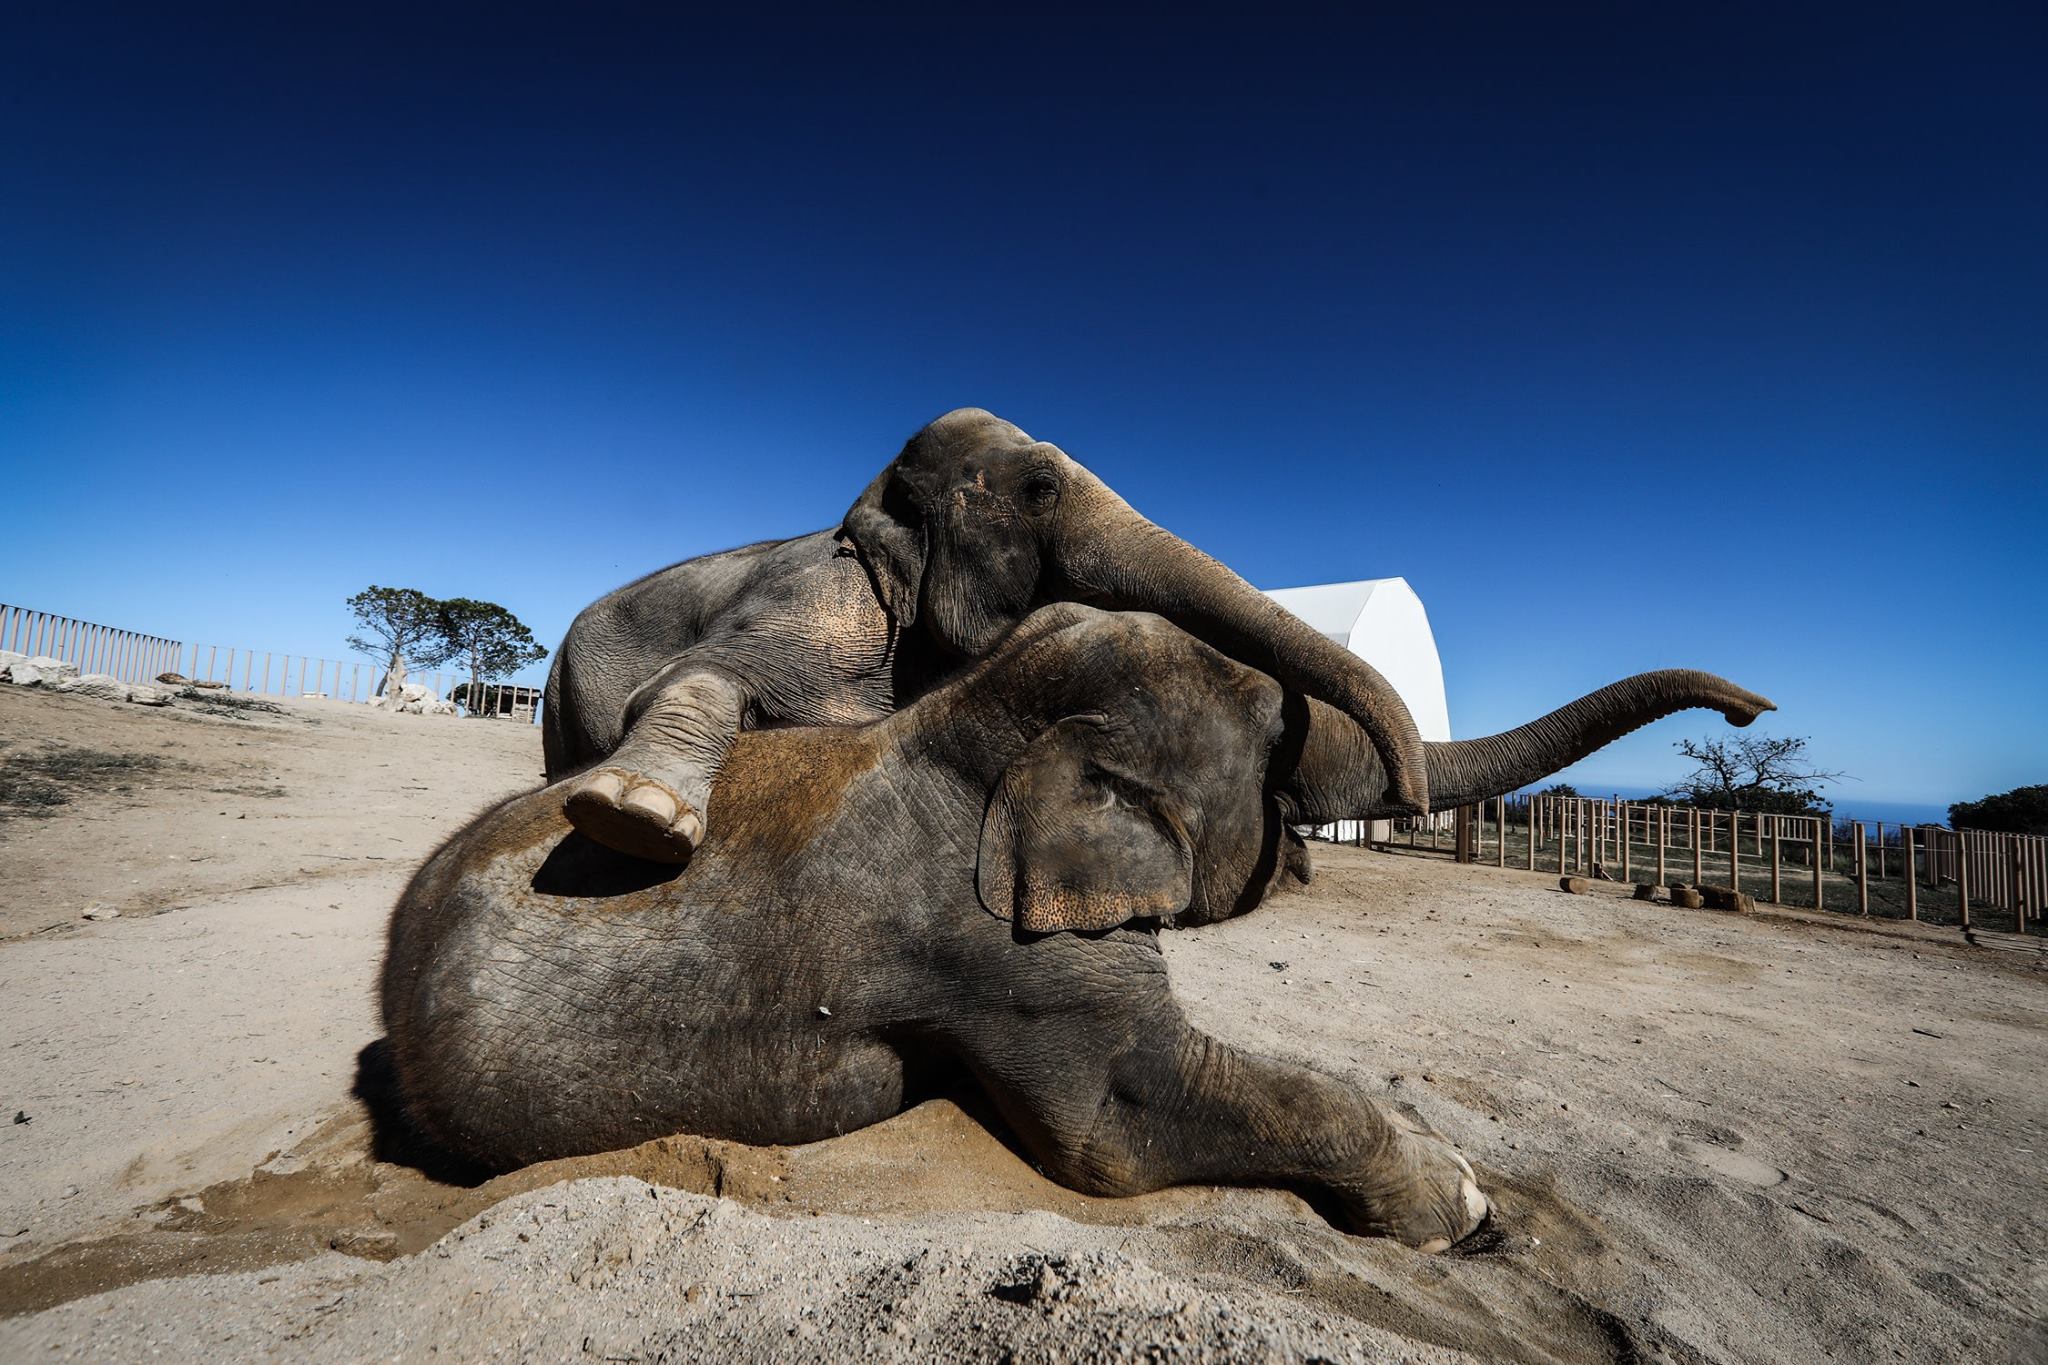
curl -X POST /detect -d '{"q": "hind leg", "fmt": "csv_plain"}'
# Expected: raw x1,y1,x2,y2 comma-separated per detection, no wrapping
560,660,745,862
947,942,1487,1250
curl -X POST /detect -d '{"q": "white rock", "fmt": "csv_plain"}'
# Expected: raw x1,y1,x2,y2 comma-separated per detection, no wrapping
82,903,119,921
125,684,171,706
5,656,81,687
54,673,130,702
0,649,27,680
424,699,458,716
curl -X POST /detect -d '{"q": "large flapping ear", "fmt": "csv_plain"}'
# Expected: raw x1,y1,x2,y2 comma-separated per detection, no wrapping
838,465,926,629
977,718,1194,934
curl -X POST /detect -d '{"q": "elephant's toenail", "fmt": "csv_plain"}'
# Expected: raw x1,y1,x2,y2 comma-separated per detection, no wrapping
622,786,678,824
582,772,626,805
675,810,703,845
1416,1236,1452,1255
1461,1178,1487,1226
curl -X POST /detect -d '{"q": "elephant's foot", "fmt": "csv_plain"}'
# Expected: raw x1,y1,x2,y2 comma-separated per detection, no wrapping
562,766,706,863
1342,1106,1490,1252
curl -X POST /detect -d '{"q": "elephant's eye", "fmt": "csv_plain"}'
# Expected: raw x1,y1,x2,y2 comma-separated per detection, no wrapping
1023,472,1059,511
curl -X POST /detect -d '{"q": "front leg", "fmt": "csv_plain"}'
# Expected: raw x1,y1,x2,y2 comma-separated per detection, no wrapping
561,663,746,862
950,944,1489,1250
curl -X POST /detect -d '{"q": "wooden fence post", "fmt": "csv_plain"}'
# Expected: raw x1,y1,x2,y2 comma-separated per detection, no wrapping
1904,827,1918,921
1656,807,1667,887
1770,818,1782,902
2012,840,2027,934
1854,822,1869,915
1526,797,1536,870
1620,802,1632,882
2023,834,2039,929
1691,810,1703,885
1730,810,1741,896
1957,837,1970,929
1497,796,1507,868
1813,817,1825,910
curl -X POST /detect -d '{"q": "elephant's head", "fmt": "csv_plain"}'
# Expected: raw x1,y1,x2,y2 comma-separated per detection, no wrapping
966,606,1290,934
839,408,1430,814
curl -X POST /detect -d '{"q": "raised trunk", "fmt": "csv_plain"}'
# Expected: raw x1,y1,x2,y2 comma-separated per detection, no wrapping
1286,669,1774,821
1056,472,1430,816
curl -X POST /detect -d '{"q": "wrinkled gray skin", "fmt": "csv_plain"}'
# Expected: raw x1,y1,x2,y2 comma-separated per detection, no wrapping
388,605,1771,1250
543,408,1428,863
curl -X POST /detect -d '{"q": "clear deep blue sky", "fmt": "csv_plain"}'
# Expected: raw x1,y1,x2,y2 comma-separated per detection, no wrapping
3,5,2042,813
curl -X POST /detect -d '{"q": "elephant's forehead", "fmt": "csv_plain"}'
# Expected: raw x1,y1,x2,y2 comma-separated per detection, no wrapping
922,412,1034,458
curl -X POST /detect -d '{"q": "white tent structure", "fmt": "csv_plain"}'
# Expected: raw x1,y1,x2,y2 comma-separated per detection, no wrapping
1262,578,1450,742
1262,577,1450,844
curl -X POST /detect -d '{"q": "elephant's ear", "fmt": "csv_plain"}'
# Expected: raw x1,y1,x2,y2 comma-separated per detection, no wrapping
839,466,926,630
977,717,1193,934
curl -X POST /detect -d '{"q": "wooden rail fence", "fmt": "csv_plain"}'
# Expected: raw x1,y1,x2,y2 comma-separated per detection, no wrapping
2,603,183,685
1324,793,2043,936
0,602,457,705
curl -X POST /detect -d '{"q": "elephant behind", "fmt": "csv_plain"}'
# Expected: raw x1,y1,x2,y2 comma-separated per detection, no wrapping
541,408,1429,864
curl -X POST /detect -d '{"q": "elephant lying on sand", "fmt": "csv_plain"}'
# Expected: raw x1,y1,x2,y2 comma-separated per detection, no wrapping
386,605,1771,1249
543,407,1428,863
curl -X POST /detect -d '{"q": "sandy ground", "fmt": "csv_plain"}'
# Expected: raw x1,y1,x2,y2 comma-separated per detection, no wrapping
0,683,2043,1362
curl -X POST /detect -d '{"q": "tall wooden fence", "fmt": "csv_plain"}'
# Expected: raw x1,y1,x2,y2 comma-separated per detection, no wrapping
0,602,457,704
1339,793,2043,936
2,603,183,685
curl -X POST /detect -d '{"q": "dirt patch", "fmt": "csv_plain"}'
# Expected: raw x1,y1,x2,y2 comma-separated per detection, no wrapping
0,685,541,937
1,683,2042,1361
0,746,179,821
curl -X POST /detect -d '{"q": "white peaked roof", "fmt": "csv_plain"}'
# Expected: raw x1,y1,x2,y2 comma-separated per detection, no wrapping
1262,578,1452,742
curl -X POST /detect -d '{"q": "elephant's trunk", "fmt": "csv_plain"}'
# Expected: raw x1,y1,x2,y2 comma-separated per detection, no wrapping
1055,469,1431,816
1286,669,1775,821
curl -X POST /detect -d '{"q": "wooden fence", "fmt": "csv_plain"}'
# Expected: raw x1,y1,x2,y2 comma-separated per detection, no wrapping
1334,793,2043,936
0,602,457,705
2,603,184,685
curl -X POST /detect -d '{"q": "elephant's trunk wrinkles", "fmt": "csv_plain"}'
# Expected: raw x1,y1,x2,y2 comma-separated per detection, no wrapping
1054,471,1430,817
1288,670,1775,820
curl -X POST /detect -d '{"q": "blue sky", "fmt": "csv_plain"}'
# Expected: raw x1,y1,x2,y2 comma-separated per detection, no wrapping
3,5,2042,810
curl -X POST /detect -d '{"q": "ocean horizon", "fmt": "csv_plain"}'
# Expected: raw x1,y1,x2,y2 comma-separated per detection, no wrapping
1519,786,1957,830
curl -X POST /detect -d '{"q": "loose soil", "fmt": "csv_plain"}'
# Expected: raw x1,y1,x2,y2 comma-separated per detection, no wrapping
0,684,2041,1362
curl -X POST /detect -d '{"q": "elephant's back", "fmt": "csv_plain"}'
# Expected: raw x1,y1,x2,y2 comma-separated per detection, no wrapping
544,530,851,771
381,787,907,1171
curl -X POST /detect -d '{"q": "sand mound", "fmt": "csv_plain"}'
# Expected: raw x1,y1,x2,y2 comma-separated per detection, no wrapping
4,1178,1490,1362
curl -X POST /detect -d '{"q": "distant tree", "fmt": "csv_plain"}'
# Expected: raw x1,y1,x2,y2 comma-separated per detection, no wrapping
1949,785,2048,836
435,598,548,716
1538,782,1580,799
345,587,454,694
1664,734,1842,815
